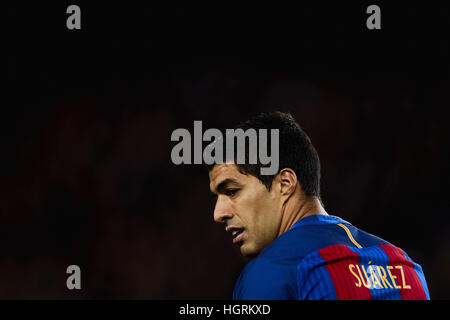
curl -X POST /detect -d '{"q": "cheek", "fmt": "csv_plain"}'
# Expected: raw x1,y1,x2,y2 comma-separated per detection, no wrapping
247,192,279,237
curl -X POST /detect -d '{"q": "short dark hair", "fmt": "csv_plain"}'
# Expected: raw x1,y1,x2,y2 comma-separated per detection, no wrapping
208,111,321,199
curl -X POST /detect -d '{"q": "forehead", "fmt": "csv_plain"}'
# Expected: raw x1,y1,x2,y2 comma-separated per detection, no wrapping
209,163,246,189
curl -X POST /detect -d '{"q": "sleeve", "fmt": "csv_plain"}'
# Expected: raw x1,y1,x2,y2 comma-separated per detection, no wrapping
232,258,297,300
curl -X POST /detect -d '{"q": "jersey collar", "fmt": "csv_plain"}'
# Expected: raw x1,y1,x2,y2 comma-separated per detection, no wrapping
289,214,351,231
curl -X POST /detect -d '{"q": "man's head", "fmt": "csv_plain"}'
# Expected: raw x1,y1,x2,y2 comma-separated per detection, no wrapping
208,111,322,257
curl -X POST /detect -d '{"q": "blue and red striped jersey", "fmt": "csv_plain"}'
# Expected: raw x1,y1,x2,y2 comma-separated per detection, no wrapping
233,214,430,300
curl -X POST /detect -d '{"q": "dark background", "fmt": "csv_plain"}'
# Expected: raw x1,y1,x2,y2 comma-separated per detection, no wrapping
3,2,450,299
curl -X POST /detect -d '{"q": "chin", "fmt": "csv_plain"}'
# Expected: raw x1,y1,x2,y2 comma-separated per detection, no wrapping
239,243,261,258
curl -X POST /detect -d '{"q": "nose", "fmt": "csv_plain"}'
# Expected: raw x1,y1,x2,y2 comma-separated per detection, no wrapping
213,196,234,223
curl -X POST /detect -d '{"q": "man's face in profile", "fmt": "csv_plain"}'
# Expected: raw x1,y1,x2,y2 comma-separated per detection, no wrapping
209,163,281,257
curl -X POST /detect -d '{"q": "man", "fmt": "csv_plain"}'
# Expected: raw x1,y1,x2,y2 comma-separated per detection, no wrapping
208,111,430,300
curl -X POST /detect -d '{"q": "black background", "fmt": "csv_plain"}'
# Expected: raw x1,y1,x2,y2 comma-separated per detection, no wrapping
3,2,450,299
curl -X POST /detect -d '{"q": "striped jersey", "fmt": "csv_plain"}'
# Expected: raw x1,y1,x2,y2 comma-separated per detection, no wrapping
233,214,430,300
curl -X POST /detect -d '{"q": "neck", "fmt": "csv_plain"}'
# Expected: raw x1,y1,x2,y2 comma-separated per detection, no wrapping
277,195,327,237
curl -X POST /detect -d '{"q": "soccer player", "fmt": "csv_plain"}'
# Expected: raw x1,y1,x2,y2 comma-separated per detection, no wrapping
208,112,430,300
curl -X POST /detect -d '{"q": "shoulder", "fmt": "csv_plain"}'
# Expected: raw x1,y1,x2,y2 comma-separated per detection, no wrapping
233,215,396,300
233,220,343,300
260,222,351,261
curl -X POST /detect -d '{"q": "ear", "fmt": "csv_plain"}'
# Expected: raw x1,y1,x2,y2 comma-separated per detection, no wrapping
278,168,298,197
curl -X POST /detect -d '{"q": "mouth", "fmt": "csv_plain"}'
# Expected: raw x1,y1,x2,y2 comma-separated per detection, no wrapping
226,226,245,245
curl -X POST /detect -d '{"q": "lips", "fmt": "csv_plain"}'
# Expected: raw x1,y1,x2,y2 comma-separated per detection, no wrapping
232,230,244,244
226,226,245,244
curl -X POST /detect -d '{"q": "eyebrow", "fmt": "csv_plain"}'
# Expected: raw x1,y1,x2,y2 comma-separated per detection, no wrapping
211,178,241,194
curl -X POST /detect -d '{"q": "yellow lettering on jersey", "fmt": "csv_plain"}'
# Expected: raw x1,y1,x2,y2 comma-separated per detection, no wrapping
396,265,411,289
377,265,393,289
349,264,362,287
387,265,401,289
369,265,383,289
350,264,413,290
360,264,371,288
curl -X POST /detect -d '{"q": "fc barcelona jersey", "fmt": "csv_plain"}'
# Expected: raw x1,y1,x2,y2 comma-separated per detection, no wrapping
233,214,430,300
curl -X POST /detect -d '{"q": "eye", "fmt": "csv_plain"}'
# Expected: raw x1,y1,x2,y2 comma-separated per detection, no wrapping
225,189,239,197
